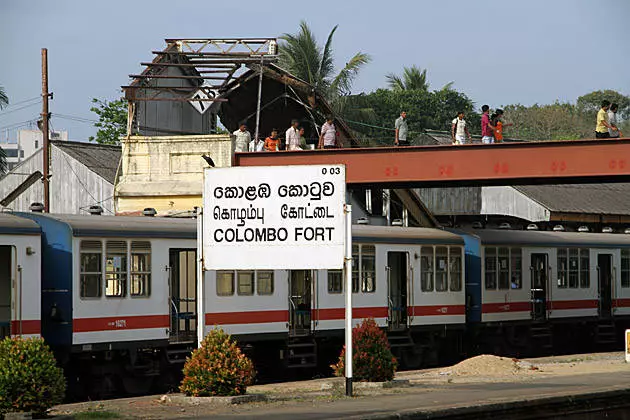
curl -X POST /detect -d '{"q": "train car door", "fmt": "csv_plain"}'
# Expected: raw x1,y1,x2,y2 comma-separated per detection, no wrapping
168,249,197,343
597,253,613,318
0,246,12,339
289,270,312,336
530,253,548,321
387,252,408,331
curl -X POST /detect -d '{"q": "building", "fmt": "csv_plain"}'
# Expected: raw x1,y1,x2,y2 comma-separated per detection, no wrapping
1,130,68,171
0,140,120,214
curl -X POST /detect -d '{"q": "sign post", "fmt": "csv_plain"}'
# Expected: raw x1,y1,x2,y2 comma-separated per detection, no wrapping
344,204,353,396
196,206,205,347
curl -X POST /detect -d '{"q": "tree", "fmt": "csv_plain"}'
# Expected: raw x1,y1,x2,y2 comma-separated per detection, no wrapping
279,21,371,100
89,98,127,145
577,90,630,119
0,86,8,110
386,66,429,92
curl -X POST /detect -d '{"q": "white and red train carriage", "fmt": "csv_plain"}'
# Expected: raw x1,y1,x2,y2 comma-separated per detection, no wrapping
0,213,41,340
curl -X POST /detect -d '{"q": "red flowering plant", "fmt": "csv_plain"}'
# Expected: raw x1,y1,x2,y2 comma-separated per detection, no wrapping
0,337,66,416
332,318,398,382
180,328,255,397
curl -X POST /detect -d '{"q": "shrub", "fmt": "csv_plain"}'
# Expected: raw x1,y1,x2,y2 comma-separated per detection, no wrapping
180,329,255,397
332,318,398,382
0,337,66,415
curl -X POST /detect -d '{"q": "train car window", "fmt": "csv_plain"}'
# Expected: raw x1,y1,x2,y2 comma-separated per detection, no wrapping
484,247,497,290
621,249,630,288
557,249,568,288
105,241,127,297
361,245,376,293
568,249,579,288
421,247,434,292
498,247,510,290
352,245,359,293
130,241,151,297
449,247,462,292
80,240,102,298
216,271,235,296
436,246,448,292
579,249,590,288
328,270,343,294
257,271,274,295
510,248,522,289
237,271,254,295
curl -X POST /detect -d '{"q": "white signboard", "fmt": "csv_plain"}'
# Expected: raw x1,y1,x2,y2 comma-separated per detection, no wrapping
189,89,216,114
202,164,346,270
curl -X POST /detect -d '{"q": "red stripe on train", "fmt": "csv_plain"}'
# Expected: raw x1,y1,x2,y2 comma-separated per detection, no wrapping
409,305,466,316
10,320,41,335
318,307,389,320
548,300,598,310
483,302,531,313
206,310,289,325
614,299,630,308
73,315,169,333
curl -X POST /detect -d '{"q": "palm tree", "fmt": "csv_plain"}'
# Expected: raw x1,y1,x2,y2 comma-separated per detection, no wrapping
386,66,429,91
279,21,371,99
0,86,8,109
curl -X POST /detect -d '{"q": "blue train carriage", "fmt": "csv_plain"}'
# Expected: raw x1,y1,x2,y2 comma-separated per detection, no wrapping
462,227,630,356
0,213,42,340
16,212,198,397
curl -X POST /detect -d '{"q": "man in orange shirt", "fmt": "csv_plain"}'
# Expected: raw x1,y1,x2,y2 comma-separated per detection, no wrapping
264,129,281,152
492,109,513,142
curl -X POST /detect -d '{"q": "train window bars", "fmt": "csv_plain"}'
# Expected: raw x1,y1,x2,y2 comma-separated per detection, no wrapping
622,249,630,288
237,271,255,296
216,271,235,296
352,245,360,293
257,271,274,295
105,241,127,297
498,247,510,290
510,248,523,289
327,270,343,294
484,248,497,290
420,247,434,292
130,241,151,297
449,248,463,292
361,245,376,293
435,247,448,292
558,248,590,289
579,249,590,288
80,240,102,298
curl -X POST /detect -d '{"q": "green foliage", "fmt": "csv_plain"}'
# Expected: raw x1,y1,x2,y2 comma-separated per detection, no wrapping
180,329,255,397
577,90,630,119
0,85,8,110
88,98,128,145
0,337,65,415
332,318,398,382
386,66,429,92
279,21,371,100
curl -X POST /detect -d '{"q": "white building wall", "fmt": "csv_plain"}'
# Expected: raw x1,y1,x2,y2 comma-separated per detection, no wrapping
481,186,551,222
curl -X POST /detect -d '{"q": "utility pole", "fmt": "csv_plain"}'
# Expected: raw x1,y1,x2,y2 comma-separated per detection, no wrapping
41,48,50,212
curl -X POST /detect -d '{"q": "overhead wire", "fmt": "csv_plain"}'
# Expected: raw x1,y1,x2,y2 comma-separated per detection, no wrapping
0,102,40,117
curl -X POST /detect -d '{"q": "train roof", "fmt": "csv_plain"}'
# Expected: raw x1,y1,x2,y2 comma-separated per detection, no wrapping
473,229,630,248
0,212,41,235
16,213,196,239
352,225,464,245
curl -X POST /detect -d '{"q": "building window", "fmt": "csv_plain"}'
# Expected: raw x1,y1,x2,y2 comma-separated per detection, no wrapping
435,246,448,292
19,150,24,158
105,241,127,297
511,248,522,289
328,270,343,294
35,140,39,149
216,271,234,296
498,247,510,290
421,247,434,292
5,149,18,158
361,245,376,293
557,248,568,288
130,241,151,297
622,250,630,288
237,271,254,295
485,247,497,290
449,247,462,292
257,271,274,295
579,249,590,288
80,240,102,298
352,244,359,293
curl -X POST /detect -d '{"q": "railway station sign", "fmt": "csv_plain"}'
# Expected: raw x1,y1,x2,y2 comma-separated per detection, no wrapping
202,164,346,270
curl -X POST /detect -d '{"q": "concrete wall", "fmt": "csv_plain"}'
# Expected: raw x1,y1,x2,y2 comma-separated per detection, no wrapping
0,145,114,214
115,134,232,215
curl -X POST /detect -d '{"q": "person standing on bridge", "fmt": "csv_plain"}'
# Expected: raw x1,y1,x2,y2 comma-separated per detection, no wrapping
595,100,615,139
286,119,302,151
608,103,622,138
451,111,471,145
395,111,409,146
481,105,496,144
318,115,338,149
233,122,251,153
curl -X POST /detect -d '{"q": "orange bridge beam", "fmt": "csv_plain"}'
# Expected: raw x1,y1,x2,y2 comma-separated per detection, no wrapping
234,138,630,187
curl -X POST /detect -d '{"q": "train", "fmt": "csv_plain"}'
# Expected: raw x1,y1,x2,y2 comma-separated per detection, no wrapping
1,210,630,398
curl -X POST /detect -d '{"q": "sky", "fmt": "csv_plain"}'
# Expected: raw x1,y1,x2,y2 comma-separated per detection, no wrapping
1,0,629,141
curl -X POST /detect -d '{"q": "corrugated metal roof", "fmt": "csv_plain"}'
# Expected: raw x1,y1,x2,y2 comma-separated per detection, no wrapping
473,228,630,247
514,184,630,215
0,213,41,234
51,141,121,184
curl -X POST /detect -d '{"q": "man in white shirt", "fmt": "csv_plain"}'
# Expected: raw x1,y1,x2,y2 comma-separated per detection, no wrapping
451,111,471,145
608,103,621,138
233,123,251,153
394,111,409,146
318,115,338,149
285,119,301,151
